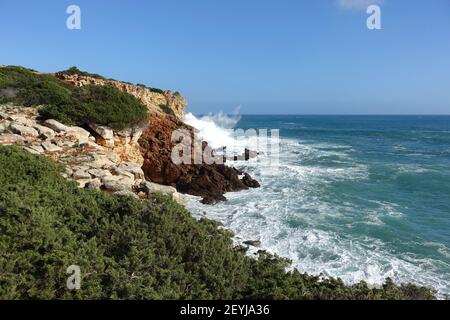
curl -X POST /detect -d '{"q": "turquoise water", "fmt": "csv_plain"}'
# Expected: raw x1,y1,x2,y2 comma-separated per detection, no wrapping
186,115,450,295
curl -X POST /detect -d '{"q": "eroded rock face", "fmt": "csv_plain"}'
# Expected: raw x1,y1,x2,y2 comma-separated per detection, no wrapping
0,104,186,205
56,73,187,119
139,114,260,204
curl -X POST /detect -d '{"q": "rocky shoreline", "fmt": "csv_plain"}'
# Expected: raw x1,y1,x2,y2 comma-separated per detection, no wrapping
0,70,260,206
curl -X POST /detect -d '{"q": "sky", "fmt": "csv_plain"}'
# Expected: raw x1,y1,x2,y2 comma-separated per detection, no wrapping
1,0,450,115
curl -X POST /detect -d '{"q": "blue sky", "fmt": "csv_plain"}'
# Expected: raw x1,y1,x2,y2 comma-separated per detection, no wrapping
1,0,449,114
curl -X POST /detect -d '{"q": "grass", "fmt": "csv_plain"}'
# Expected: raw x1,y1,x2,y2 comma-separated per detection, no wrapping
0,146,437,300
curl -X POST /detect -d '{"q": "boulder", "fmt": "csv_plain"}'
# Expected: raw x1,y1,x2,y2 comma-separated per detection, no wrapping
73,169,92,180
0,133,25,145
102,176,133,192
84,178,102,190
90,124,114,140
242,173,260,188
0,120,11,133
33,124,55,137
243,240,262,247
41,141,63,153
115,162,145,179
88,169,112,178
43,119,69,133
201,195,227,205
10,123,39,137
9,115,35,127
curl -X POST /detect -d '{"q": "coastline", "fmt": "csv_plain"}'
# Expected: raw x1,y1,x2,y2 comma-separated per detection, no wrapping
0,66,440,300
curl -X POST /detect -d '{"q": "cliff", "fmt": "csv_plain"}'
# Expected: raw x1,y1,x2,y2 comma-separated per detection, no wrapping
0,65,259,204
55,73,187,119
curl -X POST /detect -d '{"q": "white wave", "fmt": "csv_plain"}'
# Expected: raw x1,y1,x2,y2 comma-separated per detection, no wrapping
183,116,450,296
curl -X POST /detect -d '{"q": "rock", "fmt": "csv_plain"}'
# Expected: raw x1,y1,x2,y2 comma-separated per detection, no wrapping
0,133,25,145
67,127,91,143
59,153,96,165
90,124,114,140
41,141,63,152
0,120,11,133
76,179,92,188
139,181,177,195
0,112,11,120
111,166,135,180
242,173,260,188
73,169,92,180
33,124,55,137
115,162,145,179
84,178,102,190
43,119,69,133
9,123,39,137
114,190,139,199
139,115,260,203
9,115,35,127
102,176,133,192
201,195,227,205
243,240,262,247
65,167,74,177
87,169,112,178
23,147,42,155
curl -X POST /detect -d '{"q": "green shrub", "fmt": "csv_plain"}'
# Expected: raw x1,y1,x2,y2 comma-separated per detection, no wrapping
57,66,105,80
159,104,175,117
40,85,148,129
0,66,148,130
0,146,436,300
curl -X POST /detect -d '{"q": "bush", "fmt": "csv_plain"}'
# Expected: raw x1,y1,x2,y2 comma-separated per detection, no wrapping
159,104,175,117
0,66,148,130
40,85,148,129
0,146,436,300
57,66,105,80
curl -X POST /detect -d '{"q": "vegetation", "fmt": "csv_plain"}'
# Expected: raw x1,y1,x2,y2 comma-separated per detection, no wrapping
0,146,436,300
0,66,148,130
57,66,106,80
159,104,176,117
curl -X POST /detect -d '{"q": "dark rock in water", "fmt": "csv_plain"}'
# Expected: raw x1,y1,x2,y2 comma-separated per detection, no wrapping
243,240,262,247
201,194,227,205
242,173,260,188
139,114,260,203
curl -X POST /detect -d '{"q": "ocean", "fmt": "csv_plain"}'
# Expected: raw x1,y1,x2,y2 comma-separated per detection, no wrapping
184,114,450,296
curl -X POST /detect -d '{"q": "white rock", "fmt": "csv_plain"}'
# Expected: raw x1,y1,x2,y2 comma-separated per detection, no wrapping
115,162,145,179
43,119,69,133
23,147,41,155
33,124,55,137
9,115,35,127
0,120,11,133
73,169,92,180
103,175,133,192
41,141,63,152
90,124,114,140
0,112,11,120
0,133,25,145
88,169,112,178
10,123,39,137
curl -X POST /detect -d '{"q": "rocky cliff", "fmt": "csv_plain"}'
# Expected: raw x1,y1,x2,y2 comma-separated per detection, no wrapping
1,66,259,205
56,73,187,119
0,104,186,204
